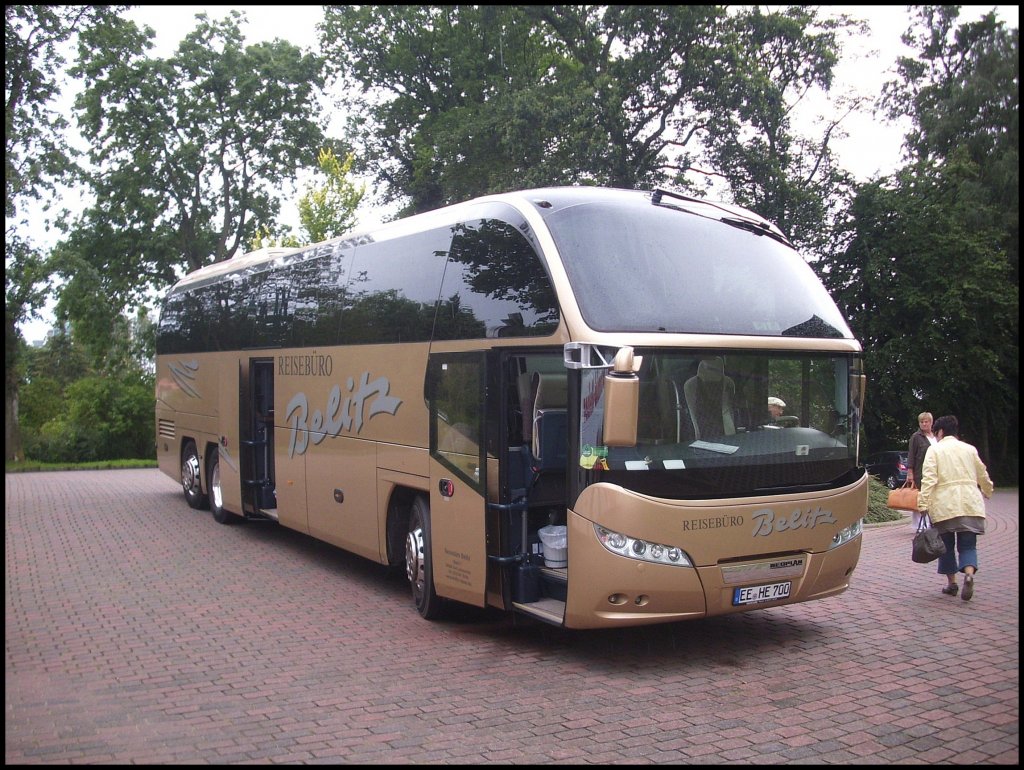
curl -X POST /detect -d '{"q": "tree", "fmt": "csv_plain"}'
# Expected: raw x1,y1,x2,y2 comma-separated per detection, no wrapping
883,5,1019,282
522,5,732,191
5,5,127,461
297,148,366,244
320,4,859,240
19,316,156,463
251,146,367,249
321,5,563,214
323,6,752,214
704,6,864,257
826,7,1018,480
50,10,327,366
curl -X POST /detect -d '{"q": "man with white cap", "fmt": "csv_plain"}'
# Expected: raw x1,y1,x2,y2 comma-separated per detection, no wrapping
768,396,786,420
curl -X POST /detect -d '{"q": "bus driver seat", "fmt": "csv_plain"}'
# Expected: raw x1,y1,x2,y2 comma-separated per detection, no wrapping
683,357,736,440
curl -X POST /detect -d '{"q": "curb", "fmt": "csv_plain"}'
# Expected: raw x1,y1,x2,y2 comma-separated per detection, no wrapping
865,511,911,529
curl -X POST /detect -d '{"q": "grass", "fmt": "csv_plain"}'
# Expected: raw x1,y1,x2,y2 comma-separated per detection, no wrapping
5,458,158,473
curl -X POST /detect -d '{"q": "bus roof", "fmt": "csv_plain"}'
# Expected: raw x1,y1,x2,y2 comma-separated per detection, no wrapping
168,186,788,293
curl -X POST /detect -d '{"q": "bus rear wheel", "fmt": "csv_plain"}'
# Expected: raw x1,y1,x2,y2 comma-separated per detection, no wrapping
181,440,209,510
208,448,235,525
405,496,445,619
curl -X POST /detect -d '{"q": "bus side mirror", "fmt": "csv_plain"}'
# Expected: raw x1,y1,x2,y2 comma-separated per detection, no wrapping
603,347,641,447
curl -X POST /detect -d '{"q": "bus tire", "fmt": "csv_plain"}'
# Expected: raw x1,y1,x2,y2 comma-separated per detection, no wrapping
406,496,445,619
207,448,235,525
181,440,209,510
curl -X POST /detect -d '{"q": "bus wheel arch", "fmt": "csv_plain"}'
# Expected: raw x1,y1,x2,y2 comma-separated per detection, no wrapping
406,495,445,619
181,439,209,510
206,445,235,525
386,487,418,571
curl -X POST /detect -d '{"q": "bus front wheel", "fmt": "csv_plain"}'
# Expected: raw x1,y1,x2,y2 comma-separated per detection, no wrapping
208,448,235,525
406,496,445,619
181,440,209,510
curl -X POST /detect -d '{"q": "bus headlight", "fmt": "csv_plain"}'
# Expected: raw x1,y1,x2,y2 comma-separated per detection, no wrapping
594,525,693,567
829,519,863,549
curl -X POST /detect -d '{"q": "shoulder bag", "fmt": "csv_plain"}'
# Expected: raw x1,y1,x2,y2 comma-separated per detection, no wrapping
912,517,947,564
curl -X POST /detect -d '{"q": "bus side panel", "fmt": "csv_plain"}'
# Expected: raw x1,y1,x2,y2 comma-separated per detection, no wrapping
377,443,430,476
156,352,220,417
155,405,179,482
215,357,243,514
274,429,308,534
306,435,382,562
271,343,431,539
155,352,220,485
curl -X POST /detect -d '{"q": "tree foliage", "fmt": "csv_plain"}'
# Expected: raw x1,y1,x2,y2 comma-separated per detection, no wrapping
827,7,1018,480
297,148,366,244
5,5,125,217
70,11,327,271
883,5,1019,282
19,320,155,463
47,10,327,366
321,5,572,214
320,4,859,251
321,5,743,211
250,146,367,249
706,7,864,255
5,5,128,461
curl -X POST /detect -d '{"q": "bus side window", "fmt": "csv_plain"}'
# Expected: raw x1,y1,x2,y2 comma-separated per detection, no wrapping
437,210,559,341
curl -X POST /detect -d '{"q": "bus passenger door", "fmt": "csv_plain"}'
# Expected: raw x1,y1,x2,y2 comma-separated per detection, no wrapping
214,358,243,513
240,358,278,517
427,352,487,608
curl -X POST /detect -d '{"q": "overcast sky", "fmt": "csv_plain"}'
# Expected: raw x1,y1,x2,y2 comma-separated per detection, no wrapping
17,4,1020,343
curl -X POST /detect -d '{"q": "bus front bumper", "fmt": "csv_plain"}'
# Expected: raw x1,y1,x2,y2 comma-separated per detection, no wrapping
561,509,862,630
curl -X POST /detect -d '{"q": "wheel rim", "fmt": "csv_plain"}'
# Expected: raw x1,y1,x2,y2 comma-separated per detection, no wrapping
211,461,223,510
406,524,426,603
182,452,201,496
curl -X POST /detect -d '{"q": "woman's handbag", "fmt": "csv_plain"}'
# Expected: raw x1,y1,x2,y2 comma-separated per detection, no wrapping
912,519,947,563
887,480,919,511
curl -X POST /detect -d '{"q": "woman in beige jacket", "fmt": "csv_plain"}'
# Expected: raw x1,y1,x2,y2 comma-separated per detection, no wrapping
917,415,994,601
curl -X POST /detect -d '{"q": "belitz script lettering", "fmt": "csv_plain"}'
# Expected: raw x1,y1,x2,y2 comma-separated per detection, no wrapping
285,372,402,457
750,507,836,537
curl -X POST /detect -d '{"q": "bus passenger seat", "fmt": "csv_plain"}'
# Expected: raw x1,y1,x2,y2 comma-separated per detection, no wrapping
531,372,568,471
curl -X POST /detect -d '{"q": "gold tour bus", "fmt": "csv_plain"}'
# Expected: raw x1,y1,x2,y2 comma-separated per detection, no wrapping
155,186,867,629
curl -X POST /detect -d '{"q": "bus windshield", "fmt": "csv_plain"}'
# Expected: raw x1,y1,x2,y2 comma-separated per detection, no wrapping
578,350,860,499
544,195,853,339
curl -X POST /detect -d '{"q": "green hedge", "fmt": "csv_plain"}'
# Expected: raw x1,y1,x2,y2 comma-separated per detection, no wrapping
20,374,156,463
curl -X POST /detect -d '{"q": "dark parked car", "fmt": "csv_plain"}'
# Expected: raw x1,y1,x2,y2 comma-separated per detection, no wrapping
864,450,910,489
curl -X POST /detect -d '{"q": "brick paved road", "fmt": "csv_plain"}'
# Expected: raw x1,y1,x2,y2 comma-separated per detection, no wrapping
5,469,1018,764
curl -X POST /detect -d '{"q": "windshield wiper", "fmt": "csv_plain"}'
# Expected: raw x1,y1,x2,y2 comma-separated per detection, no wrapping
651,187,792,247
719,216,792,247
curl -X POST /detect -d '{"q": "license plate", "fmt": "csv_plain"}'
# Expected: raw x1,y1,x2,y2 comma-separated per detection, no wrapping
733,581,791,606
